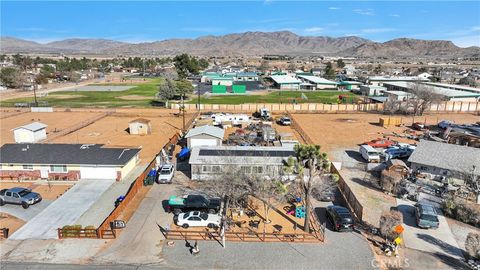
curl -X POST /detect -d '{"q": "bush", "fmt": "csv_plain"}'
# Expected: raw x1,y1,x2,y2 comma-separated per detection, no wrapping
84,225,97,238
466,232,480,259
442,198,480,227
379,210,403,241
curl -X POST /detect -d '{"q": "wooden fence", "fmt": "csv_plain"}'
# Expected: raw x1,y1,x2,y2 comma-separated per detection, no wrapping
171,101,480,114
57,228,99,239
0,228,9,239
287,112,314,144
332,164,364,222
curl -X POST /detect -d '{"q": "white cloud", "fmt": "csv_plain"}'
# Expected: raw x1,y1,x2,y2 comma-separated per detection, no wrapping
353,8,374,16
451,35,480,48
304,27,324,34
471,26,480,31
361,28,395,34
328,7,340,10
344,33,363,37
389,14,400,17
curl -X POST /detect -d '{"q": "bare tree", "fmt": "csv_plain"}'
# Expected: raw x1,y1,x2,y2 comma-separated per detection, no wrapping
251,177,289,223
384,98,401,115
466,232,480,259
379,210,403,241
407,82,443,116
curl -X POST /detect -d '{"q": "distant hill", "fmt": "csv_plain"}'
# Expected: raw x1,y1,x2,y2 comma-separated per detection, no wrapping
1,32,478,58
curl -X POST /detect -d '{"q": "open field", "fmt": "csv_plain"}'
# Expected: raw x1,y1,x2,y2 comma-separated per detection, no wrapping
0,111,105,145
291,112,480,155
50,113,190,163
187,91,357,104
0,79,162,108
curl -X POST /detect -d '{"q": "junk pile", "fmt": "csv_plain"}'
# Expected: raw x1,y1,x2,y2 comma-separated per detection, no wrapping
226,123,278,146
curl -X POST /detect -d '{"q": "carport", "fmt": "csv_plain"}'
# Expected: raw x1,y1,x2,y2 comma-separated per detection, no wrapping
9,179,114,240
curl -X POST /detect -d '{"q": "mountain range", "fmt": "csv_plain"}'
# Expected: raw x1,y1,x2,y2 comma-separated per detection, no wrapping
1,31,479,58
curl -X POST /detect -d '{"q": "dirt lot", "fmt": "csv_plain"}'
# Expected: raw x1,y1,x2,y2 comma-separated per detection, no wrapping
0,182,73,200
0,213,25,236
51,113,190,163
0,110,104,145
291,112,480,155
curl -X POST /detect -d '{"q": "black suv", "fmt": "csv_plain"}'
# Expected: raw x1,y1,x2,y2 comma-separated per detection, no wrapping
326,205,354,231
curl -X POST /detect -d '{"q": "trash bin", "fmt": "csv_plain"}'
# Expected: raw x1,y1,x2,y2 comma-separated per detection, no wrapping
144,168,156,186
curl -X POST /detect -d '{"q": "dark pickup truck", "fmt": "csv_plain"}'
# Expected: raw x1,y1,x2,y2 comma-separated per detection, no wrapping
168,194,221,215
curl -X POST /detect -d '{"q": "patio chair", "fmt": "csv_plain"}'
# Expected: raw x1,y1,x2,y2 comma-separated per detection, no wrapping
249,220,260,229
273,224,283,234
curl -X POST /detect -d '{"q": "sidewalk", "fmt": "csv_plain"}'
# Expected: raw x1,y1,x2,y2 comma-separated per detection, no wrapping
75,164,148,227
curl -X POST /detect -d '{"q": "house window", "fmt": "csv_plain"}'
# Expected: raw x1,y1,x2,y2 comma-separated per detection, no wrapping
23,165,33,170
240,166,251,174
202,165,210,173
50,165,67,172
252,166,264,174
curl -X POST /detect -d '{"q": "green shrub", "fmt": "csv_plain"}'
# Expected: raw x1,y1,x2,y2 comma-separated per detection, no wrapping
443,198,480,227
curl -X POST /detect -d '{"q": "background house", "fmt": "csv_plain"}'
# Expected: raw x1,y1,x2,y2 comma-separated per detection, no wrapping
129,118,152,135
185,125,225,148
12,122,47,143
0,143,140,181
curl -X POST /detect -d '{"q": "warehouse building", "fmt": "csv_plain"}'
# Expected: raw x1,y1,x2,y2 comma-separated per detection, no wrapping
383,81,480,101
269,75,302,90
297,75,338,90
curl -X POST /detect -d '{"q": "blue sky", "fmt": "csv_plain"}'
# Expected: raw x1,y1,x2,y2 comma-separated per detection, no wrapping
1,1,480,47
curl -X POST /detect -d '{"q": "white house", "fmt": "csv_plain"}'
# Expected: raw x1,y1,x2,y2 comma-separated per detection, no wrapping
185,125,225,149
12,122,47,143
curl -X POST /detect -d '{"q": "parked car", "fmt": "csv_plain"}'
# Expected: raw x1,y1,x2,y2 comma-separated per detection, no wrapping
438,120,454,129
412,122,426,130
415,203,439,229
363,138,396,148
326,205,355,231
278,116,291,126
359,144,381,163
384,144,416,159
174,211,221,229
156,164,175,184
168,194,221,215
0,187,42,209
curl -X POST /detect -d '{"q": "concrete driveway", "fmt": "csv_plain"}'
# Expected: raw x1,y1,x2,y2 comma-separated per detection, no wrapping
396,198,464,261
0,200,52,221
10,179,115,240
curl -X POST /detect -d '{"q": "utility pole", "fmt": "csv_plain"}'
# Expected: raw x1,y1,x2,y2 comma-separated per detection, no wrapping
33,80,39,107
182,94,186,131
197,87,201,111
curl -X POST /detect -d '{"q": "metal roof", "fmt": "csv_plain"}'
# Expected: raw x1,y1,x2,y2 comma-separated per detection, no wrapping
297,75,338,85
407,140,480,175
424,82,480,94
269,75,302,84
0,143,140,166
189,146,295,165
185,125,225,140
383,82,480,98
368,76,430,82
11,122,47,132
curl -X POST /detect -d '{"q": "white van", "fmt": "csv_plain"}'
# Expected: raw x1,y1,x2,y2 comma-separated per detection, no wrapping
359,145,381,163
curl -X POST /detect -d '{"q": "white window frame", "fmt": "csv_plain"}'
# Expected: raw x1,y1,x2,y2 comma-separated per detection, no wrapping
50,165,67,173
23,164,33,170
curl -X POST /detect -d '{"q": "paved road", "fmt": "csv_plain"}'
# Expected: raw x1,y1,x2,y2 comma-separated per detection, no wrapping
93,183,177,265
0,200,52,221
396,198,464,261
0,262,173,270
10,179,114,240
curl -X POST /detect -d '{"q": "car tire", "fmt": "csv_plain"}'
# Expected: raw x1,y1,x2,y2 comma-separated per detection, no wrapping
173,209,182,215
22,202,29,209
182,224,189,229
0,199,4,206
207,223,216,229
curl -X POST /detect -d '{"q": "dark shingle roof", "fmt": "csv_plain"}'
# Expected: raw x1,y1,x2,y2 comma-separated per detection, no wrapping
0,144,140,166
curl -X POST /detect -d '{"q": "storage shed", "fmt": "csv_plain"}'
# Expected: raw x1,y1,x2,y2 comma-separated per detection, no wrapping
185,125,225,149
129,118,151,135
12,122,47,143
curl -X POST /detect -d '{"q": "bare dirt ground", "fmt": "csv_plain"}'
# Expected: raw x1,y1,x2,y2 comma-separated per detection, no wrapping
51,113,190,163
291,112,480,155
0,213,25,235
0,111,104,145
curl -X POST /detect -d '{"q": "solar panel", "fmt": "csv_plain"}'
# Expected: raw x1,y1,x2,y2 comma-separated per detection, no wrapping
199,149,295,157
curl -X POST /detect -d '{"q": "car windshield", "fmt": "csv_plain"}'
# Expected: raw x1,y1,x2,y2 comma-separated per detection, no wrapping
421,214,439,222
160,169,170,175
200,213,209,220
368,152,379,156
18,189,31,197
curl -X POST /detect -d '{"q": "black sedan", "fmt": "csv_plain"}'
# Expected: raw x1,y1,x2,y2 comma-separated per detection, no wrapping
326,205,355,231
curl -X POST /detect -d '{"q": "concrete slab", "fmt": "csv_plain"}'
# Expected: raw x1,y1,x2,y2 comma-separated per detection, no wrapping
9,179,114,240
75,165,147,227
396,198,464,261
0,200,53,221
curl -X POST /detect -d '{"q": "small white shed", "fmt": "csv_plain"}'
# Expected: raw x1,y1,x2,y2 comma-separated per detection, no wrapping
12,122,47,143
185,125,224,149
129,118,152,135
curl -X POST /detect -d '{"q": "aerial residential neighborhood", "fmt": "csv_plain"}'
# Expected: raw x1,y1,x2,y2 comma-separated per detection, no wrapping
0,1,479,270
